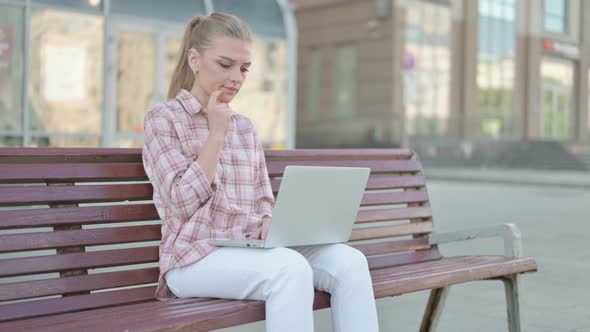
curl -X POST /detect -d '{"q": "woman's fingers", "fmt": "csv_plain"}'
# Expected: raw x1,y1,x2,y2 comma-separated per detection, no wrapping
207,90,223,109
261,227,268,240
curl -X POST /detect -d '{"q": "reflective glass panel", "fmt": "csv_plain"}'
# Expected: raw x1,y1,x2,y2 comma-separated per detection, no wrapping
29,9,103,144
0,5,24,134
478,0,516,138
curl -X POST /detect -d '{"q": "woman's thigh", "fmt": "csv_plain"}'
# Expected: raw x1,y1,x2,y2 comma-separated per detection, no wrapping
166,246,309,300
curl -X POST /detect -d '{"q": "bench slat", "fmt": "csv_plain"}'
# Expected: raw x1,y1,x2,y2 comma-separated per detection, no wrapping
0,291,327,331
0,186,427,207
0,147,142,159
0,204,159,230
0,220,432,254
0,206,429,234
0,163,147,183
372,256,538,298
365,175,426,189
0,286,157,322
0,160,421,184
371,254,488,281
0,225,161,253
0,184,153,206
0,148,411,159
267,159,421,176
360,191,429,206
0,268,159,302
0,247,159,278
0,221,434,256
0,147,414,161
375,251,483,277
351,238,431,256
0,296,243,329
67,299,254,332
371,256,536,283
265,149,413,159
367,249,441,270
356,207,432,223
350,221,433,241
270,174,427,193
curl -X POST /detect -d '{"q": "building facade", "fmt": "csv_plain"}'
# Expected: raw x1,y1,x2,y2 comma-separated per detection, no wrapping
0,0,296,149
2,0,590,169
292,0,590,168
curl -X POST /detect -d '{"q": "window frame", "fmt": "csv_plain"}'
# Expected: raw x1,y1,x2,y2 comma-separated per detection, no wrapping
542,0,580,44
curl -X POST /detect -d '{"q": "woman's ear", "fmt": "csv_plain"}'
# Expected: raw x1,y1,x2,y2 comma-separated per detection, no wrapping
187,48,200,73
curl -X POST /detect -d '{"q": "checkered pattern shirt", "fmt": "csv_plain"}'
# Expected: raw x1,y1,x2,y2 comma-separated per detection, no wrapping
142,89,275,300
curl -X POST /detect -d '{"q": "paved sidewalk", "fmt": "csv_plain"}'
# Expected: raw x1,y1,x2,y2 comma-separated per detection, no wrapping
424,167,590,189
220,179,590,331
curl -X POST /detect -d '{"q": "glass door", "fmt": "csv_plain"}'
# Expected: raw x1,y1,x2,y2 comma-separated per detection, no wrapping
402,0,452,137
106,20,182,147
540,57,574,140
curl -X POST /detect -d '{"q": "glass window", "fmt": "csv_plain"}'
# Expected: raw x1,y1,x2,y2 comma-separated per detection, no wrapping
0,5,25,136
33,0,103,11
110,0,206,24
544,0,568,33
29,9,103,147
30,135,99,147
0,135,23,147
212,0,286,39
477,0,516,138
403,0,452,137
229,38,288,148
115,31,155,134
334,45,357,120
164,37,181,99
307,47,321,123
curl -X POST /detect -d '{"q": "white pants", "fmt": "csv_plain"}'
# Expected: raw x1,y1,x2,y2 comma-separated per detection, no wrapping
166,243,379,332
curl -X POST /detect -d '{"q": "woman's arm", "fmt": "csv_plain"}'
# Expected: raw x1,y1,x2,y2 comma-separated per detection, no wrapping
197,90,233,183
143,91,232,221
196,132,225,184
252,127,275,221
142,111,218,221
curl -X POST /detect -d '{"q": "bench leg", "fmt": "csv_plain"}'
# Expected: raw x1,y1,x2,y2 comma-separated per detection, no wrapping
503,274,523,332
419,287,449,332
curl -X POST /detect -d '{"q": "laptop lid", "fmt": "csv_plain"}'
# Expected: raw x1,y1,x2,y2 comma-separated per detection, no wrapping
263,165,370,248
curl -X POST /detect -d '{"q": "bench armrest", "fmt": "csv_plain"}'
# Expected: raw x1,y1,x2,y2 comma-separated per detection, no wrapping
428,223,523,258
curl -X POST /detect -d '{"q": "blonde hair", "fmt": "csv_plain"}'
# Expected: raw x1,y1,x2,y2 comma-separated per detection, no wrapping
167,13,253,99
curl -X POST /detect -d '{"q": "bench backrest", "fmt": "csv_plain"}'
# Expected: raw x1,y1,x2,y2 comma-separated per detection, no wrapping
0,148,437,322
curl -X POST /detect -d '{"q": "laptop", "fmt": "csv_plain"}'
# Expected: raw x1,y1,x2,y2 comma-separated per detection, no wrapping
208,165,370,249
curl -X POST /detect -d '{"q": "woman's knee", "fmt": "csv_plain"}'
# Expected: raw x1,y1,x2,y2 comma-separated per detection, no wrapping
330,244,370,279
267,247,313,284
348,246,370,269
271,247,313,273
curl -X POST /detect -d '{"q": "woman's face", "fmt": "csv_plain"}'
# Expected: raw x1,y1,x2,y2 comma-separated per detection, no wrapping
189,36,252,104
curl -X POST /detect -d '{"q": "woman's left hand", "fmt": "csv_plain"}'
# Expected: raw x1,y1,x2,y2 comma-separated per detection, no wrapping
254,217,271,240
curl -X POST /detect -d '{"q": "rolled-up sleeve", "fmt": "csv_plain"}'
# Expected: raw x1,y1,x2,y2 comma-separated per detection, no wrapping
253,128,275,220
142,111,215,221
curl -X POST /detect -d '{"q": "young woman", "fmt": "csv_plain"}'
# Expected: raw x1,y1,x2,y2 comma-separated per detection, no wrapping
142,12,379,332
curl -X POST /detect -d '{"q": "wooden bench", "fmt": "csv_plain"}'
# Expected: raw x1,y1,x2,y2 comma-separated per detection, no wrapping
0,148,537,331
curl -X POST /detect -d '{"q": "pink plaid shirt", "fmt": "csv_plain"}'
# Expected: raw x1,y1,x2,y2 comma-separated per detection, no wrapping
142,89,275,300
